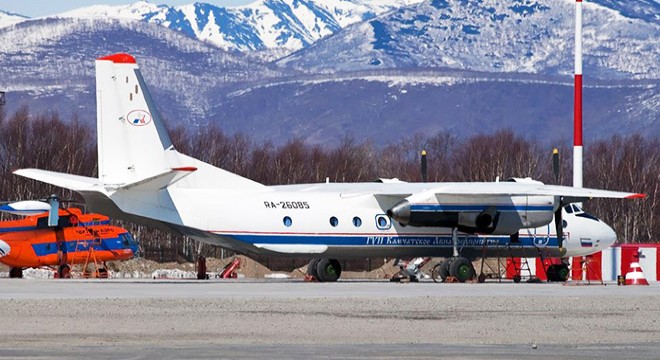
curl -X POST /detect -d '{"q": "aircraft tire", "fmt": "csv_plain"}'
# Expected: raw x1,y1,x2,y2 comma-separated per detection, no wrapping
306,258,321,280
315,258,341,282
547,264,570,282
58,264,71,279
9,267,23,279
449,257,475,283
432,259,451,283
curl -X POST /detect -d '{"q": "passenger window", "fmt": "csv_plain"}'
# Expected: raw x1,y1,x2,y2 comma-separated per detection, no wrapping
330,217,339,227
352,217,362,227
375,215,391,230
283,216,292,227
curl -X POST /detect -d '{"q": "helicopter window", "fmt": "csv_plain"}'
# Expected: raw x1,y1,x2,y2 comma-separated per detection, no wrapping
564,205,573,214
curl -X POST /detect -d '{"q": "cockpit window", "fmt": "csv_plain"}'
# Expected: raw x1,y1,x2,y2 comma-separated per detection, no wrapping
564,205,573,214
577,212,600,222
120,233,138,246
571,204,583,213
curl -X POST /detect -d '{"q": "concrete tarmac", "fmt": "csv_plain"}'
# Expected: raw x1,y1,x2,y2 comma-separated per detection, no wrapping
0,279,658,359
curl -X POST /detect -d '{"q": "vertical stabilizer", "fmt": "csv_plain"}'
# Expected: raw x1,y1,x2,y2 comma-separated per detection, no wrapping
95,53,263,190
96,53,173,185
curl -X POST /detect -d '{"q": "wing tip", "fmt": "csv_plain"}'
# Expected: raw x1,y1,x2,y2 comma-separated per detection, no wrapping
626,193,646,199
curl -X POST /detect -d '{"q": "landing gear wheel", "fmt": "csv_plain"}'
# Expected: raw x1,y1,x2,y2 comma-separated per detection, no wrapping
431,258,451,283
315,258,341,282
547,264,570,282
478,273,486,283
306,258,320,280
449,257,475,283
58,264,71,279
9,267,23,278
513,275,521,283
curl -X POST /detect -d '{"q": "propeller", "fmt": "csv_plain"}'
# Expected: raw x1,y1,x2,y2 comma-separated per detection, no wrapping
552,149,564,248
552,148,560,185
0,200,51,216
421,150,428,182
0,195,81,227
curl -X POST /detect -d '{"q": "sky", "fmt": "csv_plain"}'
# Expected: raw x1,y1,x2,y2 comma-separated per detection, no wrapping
0,0,255,18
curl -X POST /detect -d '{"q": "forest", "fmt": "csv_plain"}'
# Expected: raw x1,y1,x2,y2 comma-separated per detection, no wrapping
0,105,657,267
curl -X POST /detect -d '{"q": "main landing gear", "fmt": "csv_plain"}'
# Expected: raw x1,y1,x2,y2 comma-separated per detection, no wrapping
306,258,342,282
431,257,476,283
431,227,476,283
9,267,23,278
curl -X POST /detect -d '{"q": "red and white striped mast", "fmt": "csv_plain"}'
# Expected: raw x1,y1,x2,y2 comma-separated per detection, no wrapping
573,0,583,190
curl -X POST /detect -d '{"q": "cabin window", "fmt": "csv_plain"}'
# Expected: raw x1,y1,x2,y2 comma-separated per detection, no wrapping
375,215,391,230
283,216,292,227
329,217,339,227
135,85,139,94
130,93,133,101
352,217,362,227
126,76,129,83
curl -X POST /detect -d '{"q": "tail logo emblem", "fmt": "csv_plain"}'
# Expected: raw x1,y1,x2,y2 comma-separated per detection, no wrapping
127,110,152,127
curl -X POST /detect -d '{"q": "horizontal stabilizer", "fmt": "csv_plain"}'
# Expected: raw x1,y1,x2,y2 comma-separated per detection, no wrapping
13,169,103,192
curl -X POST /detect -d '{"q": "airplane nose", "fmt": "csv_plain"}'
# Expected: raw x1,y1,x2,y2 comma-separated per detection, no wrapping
600,221,617,249
0,239,10,258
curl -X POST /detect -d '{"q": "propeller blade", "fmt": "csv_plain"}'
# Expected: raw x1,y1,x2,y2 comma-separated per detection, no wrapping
0,200,50,216
552,148,560,185
555,200,564,249
421,150,428,183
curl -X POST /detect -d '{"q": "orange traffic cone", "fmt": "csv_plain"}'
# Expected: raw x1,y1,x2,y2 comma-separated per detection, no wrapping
624,262,649,286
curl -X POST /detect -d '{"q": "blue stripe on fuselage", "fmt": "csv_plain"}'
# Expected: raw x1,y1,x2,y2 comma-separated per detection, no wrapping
227,233,559,248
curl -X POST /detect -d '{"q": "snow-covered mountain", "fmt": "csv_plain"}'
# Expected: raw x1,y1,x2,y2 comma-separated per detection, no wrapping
0,1,656,147
280,0,660,80
57,0,423,55
0,17,280,123
0,9,29,28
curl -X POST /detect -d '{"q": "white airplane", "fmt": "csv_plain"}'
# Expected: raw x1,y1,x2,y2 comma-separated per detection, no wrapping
15,54,645,282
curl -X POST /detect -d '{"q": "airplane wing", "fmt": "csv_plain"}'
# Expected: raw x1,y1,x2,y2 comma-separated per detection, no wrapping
372,182,644,201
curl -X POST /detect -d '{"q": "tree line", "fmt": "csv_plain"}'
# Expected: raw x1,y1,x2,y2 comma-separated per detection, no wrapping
0,106,657,266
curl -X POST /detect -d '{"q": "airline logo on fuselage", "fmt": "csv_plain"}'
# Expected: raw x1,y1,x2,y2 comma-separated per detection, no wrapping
127,110,152,126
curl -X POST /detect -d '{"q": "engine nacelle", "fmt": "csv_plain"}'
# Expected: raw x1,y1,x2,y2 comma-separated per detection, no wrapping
387,196,555,235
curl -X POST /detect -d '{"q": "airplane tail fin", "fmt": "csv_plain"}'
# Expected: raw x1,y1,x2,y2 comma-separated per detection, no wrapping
95,53,262,190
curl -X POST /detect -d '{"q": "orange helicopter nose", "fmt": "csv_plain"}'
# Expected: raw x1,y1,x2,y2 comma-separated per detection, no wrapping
0,239,9,258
